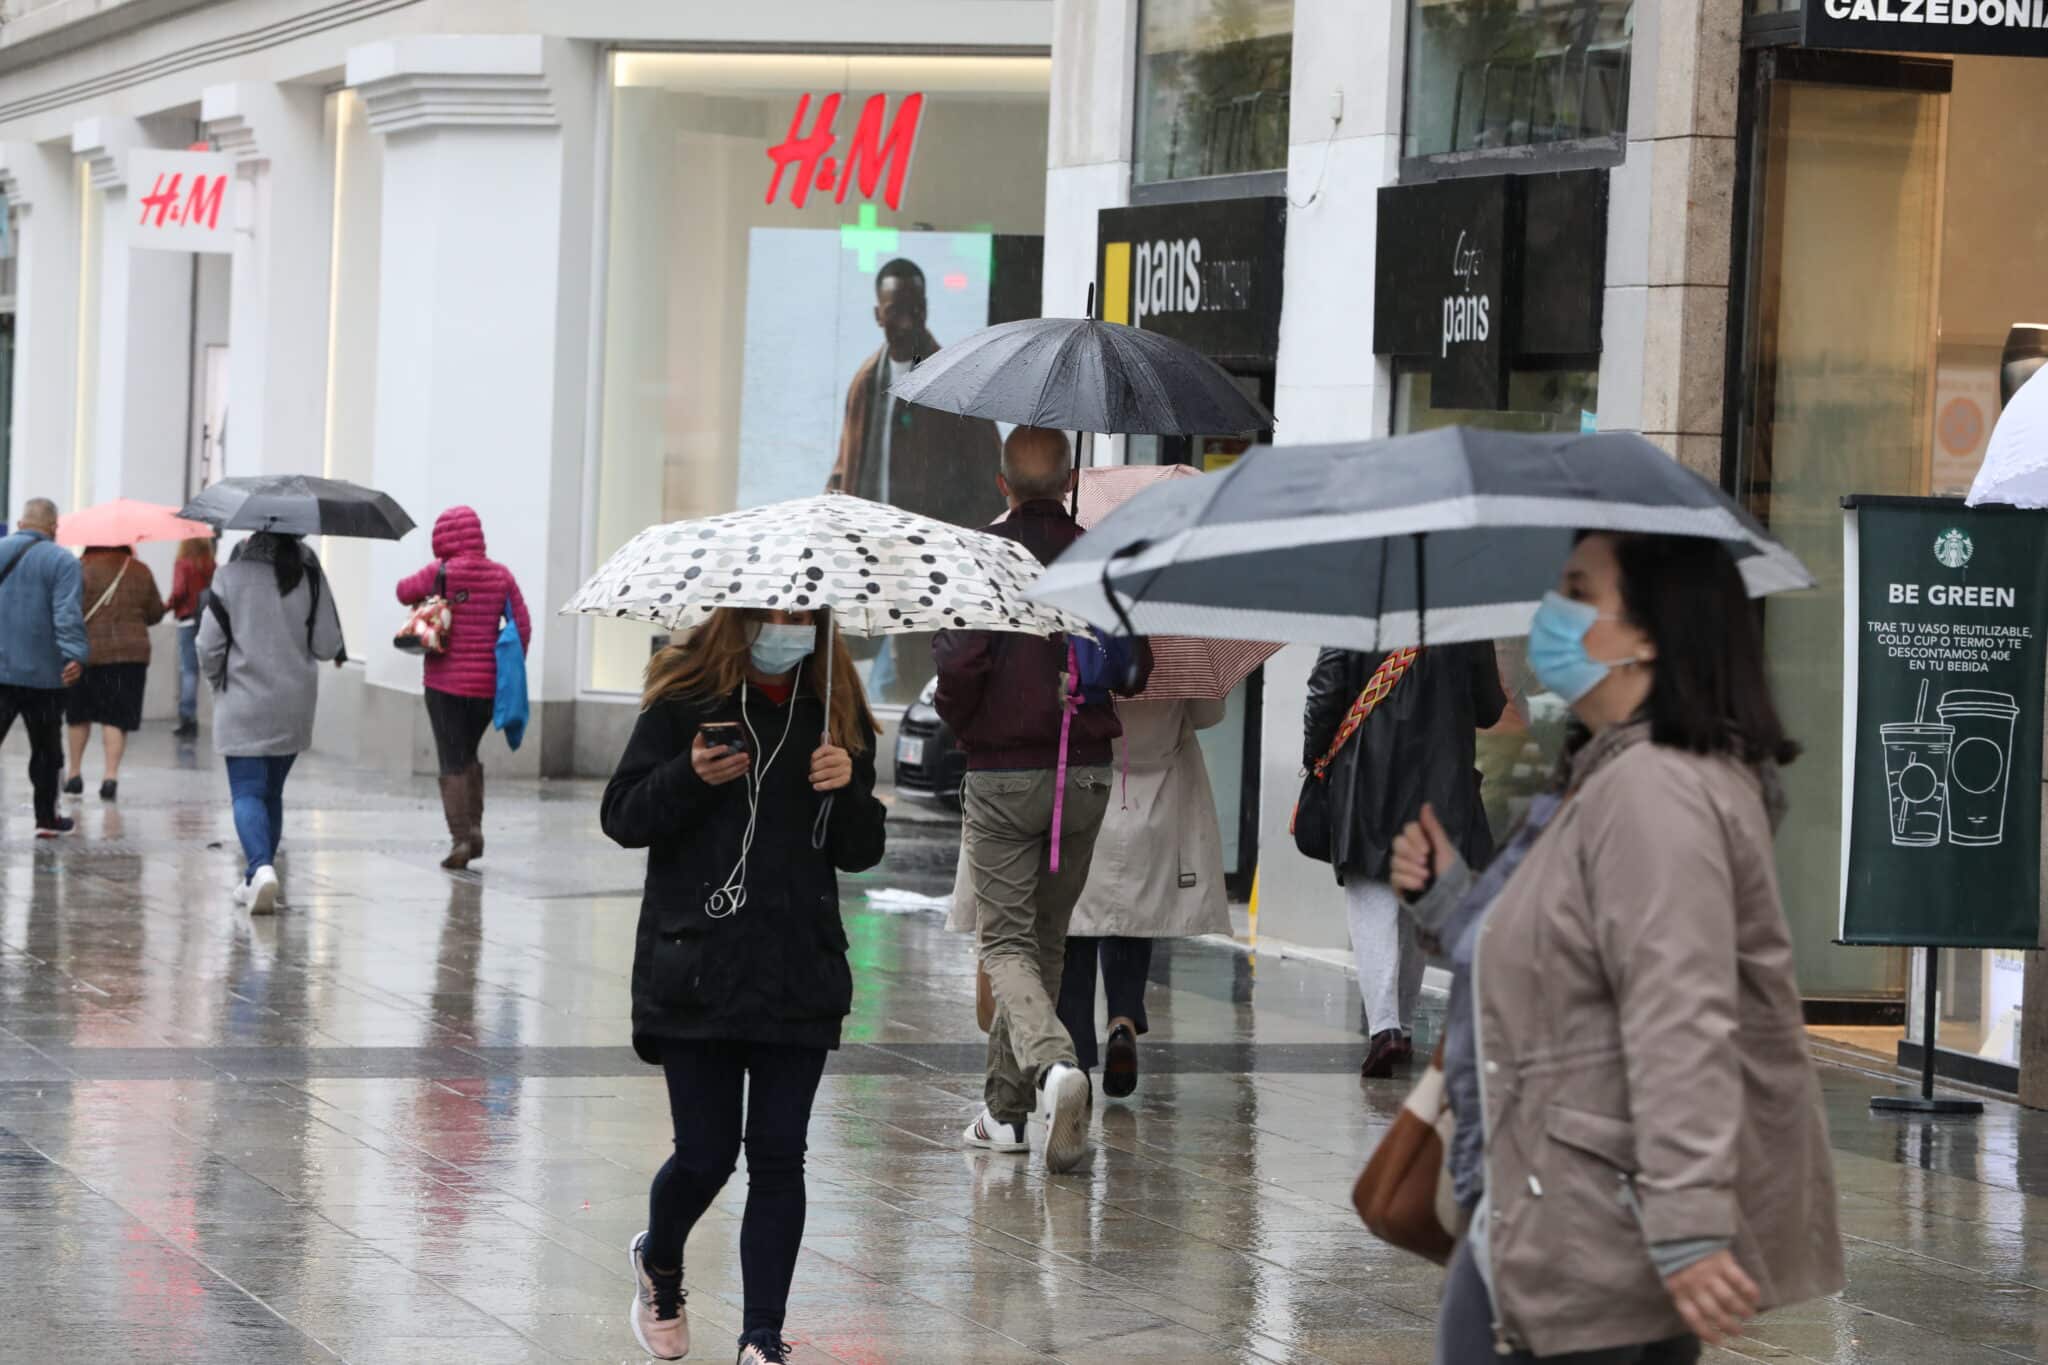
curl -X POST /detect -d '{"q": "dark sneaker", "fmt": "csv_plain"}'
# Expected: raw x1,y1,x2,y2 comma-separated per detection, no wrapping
62,776,82,797
172,720,198,741
1361,1029,1406,1079
35,817,75,839
737,1333,792,1364
627,1231,688,1360
99,780,117,802
1103,1018,1140,1100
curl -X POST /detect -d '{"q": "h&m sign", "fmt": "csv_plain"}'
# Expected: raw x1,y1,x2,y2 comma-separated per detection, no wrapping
1805,0,2048,56
129,148,234,254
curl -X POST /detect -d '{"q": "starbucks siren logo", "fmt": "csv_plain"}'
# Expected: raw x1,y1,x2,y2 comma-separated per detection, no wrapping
1934,528,1974,570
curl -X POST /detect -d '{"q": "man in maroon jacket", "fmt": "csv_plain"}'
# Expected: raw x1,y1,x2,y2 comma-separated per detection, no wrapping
934,427,1149,1174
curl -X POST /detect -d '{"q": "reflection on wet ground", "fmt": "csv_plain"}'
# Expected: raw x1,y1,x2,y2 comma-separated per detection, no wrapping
2,735,2046,1362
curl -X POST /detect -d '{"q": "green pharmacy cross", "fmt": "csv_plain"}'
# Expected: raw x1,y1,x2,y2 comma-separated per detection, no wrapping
840,204,900,272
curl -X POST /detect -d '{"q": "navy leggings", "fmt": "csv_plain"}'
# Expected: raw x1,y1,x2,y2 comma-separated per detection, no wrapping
644,1040,827,1336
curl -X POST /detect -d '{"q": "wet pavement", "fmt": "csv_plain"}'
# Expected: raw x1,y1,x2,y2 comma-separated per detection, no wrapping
4,732,2048,1363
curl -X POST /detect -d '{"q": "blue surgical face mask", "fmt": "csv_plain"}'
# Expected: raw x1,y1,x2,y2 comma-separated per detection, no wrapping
1526,591,1631,704
749,622,815,677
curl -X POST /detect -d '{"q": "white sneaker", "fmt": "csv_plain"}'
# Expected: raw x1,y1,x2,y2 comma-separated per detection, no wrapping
247,864,279,916
962,1108,1030,1153
1038,1063,1091,1174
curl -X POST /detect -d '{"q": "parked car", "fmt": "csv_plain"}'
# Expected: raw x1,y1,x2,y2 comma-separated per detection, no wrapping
894,677,966,811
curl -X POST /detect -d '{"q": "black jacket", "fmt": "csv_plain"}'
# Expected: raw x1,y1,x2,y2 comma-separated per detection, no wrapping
932,499,1151,770
601,683,887,1061
1303,642,1507,884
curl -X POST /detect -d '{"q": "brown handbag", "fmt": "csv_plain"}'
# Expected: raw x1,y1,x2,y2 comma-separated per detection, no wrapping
975,963,995,1033
1352,1039,1465,1265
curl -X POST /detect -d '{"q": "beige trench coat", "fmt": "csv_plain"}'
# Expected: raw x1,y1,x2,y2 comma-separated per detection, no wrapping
1474,737,1845,1357
947,698,1231,938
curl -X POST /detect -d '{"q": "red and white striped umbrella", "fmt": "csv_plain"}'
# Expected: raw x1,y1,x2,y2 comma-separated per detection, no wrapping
1077,465,1278,700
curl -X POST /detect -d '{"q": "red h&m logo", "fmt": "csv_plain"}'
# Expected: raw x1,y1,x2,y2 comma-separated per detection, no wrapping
765,92,923,211
137,170,228,231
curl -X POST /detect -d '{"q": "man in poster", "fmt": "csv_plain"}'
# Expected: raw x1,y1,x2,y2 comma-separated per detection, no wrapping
829,257,1005,702
829,258,1004,529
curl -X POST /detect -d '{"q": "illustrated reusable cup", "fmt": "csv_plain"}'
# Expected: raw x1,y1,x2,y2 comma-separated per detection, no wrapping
1880,721,1954,847
1938,690,2021,846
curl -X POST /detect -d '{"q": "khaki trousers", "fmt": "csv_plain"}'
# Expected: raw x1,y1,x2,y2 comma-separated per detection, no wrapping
963,765,1112,1123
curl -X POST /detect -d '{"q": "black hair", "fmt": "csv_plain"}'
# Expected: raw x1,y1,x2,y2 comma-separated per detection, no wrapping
1594,532,1800,768
243,531,307,597
875,258,925,295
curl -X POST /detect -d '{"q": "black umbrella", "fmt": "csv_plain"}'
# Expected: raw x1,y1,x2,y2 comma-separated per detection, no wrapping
179,475,415,540
888,316,1271,436
1028,428,1814,651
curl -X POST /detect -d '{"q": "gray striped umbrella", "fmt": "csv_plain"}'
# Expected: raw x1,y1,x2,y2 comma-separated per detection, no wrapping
1026,428,1814,651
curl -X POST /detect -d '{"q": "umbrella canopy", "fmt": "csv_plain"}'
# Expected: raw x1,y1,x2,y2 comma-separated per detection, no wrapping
563,494,1083,638
889,316,1272,436
179,475,415,540
1027,428,1815,651
56,499,213,548
1073,465,1278,700
1967,366,2048,507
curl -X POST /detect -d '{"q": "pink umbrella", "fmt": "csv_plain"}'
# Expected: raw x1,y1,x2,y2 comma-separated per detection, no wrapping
1077,465,1280,701
57,499,215,548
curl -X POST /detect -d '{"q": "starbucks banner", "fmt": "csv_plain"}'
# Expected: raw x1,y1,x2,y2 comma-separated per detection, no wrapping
1841,496,2048,947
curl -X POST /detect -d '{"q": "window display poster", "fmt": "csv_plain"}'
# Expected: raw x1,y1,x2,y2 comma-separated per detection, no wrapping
1840,496,2048,947
1930,365,1999,498
736,227,1001,515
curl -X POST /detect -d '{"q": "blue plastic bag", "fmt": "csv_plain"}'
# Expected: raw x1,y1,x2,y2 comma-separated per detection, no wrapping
492,598,528,751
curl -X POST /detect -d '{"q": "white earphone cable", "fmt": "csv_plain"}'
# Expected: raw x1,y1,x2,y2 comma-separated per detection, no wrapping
705,686,799,919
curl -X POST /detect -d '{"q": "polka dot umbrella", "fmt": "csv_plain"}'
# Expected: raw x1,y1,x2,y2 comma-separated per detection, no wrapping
565,493,1083,639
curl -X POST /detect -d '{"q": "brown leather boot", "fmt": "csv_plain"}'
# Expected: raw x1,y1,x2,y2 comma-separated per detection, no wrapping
438,774,473,869
464,762,485,861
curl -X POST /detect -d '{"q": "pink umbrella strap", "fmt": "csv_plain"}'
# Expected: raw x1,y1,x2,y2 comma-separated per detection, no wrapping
1050,637,1081,874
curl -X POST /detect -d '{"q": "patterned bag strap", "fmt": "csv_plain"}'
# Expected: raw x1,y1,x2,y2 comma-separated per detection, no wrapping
1311,647,1420,779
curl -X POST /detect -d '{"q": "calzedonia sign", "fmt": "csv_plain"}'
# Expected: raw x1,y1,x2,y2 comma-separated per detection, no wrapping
1096,198,1286,369
1840,496,2048,949
1805,0,2048,57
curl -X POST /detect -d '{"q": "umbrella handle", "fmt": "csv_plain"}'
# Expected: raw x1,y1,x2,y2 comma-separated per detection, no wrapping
813,610,836,851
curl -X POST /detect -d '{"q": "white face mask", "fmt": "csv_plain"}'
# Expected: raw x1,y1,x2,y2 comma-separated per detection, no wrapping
748,622,814,676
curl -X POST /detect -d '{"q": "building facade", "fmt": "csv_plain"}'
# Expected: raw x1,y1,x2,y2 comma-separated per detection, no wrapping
0,0,1055,777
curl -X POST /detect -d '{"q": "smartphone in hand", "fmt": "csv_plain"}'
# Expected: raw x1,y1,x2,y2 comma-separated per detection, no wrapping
700,721,751,757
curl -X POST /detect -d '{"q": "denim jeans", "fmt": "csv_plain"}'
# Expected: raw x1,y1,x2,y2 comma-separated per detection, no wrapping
225,755,296,881
176,622,199,724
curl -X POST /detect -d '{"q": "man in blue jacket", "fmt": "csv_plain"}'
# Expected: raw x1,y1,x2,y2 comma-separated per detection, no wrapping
0,499,87,836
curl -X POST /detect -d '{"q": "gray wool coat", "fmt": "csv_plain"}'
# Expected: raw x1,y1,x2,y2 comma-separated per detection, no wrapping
196,552,346,757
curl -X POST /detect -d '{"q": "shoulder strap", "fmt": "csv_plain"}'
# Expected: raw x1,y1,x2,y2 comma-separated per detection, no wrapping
206,590,234,654
0,538,38,596
84,556,131,622
435,562,446,598
1311,647,1421,779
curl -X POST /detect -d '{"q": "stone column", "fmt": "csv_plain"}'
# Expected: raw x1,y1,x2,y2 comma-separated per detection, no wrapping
72,115,196,513
0,139,82,520
1599,0,1741,480
346,34,599,777
1254,0,1410,955
200,81,333,481
1044,0,1137,319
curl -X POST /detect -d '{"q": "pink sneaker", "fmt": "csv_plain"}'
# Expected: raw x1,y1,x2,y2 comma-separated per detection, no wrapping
627,1231,688,1360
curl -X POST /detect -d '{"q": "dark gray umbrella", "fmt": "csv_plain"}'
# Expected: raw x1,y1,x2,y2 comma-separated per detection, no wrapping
179,475,415,540
1027,428,1814,651
888,316,1271,436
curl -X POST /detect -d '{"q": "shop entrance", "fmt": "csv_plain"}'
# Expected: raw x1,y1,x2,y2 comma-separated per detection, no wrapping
1733,47,2048,1052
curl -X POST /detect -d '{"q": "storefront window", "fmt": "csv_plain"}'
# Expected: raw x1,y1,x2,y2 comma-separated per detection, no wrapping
1134,0,1293,184
1395,364,1599,836
1738,58,2048,1022
1404,0,1634,160
591,53,1050,701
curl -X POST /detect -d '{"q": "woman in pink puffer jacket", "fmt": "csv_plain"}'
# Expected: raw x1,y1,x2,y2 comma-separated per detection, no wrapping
396,506,532,869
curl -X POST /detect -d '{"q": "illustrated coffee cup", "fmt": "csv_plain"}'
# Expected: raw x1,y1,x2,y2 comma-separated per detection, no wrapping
1938,690,2021,847
1880,722,1953,847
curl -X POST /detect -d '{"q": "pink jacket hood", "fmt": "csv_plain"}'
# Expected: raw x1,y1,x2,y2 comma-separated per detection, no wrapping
432,506,487,560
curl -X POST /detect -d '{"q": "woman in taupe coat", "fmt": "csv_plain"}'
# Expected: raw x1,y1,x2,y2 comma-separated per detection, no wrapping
1393,530,1844,1364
